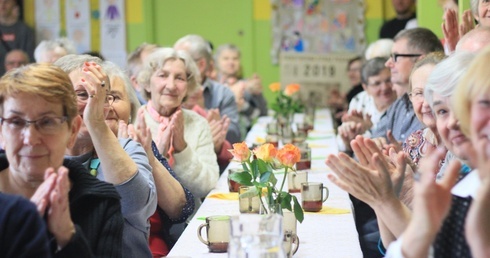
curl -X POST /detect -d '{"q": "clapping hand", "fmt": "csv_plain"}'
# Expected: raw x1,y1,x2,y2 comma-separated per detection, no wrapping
31,167,76,248
171,110,187,153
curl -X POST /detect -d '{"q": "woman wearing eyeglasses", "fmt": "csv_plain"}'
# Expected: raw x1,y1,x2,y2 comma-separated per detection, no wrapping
54,55,157,258
402,52,446,171
0,63,124,257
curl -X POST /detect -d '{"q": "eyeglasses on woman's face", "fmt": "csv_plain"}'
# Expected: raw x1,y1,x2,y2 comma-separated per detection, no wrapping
0,116,68,135
75,90,118,106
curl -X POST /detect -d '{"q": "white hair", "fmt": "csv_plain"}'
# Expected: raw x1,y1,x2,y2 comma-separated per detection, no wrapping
364,39,394,60
34,37,77,62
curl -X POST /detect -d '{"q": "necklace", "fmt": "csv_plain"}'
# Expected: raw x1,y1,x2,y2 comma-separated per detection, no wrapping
89,158,100,177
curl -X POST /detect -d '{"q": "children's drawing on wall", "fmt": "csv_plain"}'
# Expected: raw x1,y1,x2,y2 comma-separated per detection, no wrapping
105,0,120,20
35,0,61,43
281,31,304,52
65,0,91,53
100,0,127,68
270,0,365,64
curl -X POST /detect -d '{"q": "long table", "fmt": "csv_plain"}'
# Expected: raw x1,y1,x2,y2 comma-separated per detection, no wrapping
167,109,362,258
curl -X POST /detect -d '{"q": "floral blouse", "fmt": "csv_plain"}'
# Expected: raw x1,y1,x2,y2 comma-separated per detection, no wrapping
402,128,441,168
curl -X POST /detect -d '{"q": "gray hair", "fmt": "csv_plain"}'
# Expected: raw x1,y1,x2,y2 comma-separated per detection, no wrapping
126,43,159,78
214,44,241,61
34,37,77,63
174,34,212,65
102,61,141,124
424,52,476,110
360,57,388,85
394,28,444,54
364,39,393,60
54,54,103,74
214,43,242,78
136,47,201,101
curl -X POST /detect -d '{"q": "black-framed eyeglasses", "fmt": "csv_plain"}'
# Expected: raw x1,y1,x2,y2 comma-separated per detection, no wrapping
0,116,68,135
390,53,422,63
75,90,118,106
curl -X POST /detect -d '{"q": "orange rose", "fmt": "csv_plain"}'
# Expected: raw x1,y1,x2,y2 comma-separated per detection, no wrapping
254,143,277,162
269,82,281,92
229,142,251,162
284,83,300,96
276,144,301,168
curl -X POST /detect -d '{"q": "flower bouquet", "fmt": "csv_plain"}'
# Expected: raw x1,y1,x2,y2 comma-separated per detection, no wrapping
229,142,304,223
269,83,304,125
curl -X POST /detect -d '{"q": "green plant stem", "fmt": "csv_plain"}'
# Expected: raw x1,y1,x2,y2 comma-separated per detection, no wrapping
259,190,269,215
278,167,288,195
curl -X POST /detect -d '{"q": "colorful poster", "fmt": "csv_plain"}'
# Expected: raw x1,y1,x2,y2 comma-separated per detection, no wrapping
65,0,91,53
271,0,365,64
35,0,61,44
100,0,127,68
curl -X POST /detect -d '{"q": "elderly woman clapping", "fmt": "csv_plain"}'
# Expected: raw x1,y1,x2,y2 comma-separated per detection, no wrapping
0,63,124,257
101,60,195,256
137,48,219,210
54,55,157,258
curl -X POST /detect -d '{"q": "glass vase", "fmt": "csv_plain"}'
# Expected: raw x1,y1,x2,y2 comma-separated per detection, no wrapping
228,214,286,258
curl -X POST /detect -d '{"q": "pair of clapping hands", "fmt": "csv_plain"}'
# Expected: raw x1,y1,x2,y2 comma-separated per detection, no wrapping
442,8,475,53
338,110,373,151
206,109,230,153
327,134,490,257
326,135,413,209
31,167,75,249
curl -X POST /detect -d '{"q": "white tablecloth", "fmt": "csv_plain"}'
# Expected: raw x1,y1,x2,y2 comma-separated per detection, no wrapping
167,109,363,258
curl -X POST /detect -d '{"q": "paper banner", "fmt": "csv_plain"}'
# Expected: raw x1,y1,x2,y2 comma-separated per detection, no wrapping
65,0,91,53
35,0,61,44
99,0,127,67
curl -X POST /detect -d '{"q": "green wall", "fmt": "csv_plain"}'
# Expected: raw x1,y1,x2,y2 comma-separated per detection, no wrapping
24,0,450,104
417,1,444,38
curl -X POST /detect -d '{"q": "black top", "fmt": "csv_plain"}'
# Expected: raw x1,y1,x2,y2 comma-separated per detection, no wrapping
0,155,125,258
379,13,416,39
433,195,473,258
346,84,364,105
0,193,52,258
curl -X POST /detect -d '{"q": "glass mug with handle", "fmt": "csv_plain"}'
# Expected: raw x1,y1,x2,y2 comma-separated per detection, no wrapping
301,182,329,212
287,170,308,193
197,215,231,253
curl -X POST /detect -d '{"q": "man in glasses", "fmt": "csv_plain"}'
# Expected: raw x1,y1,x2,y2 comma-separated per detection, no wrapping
371,28,443,144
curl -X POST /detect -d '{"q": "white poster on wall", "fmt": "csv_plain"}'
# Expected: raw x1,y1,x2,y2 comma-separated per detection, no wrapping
99,0,127,67
65,0,91,54
35,0,61,44
280,52,357,106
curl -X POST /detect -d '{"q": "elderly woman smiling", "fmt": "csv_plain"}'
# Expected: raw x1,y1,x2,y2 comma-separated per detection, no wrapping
54,55,157,258
101,60,195,257
0,63,124,257
137,48,219,210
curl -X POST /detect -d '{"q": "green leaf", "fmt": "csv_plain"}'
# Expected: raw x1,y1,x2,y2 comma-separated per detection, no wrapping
253,181,267,189
280,192,292,211
239,187,258,199
257,159,269,174
250,159,259,179
241,163,249,172
292,196,304,223
269,173,278,186
260,171,272,184
229,172,253,186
